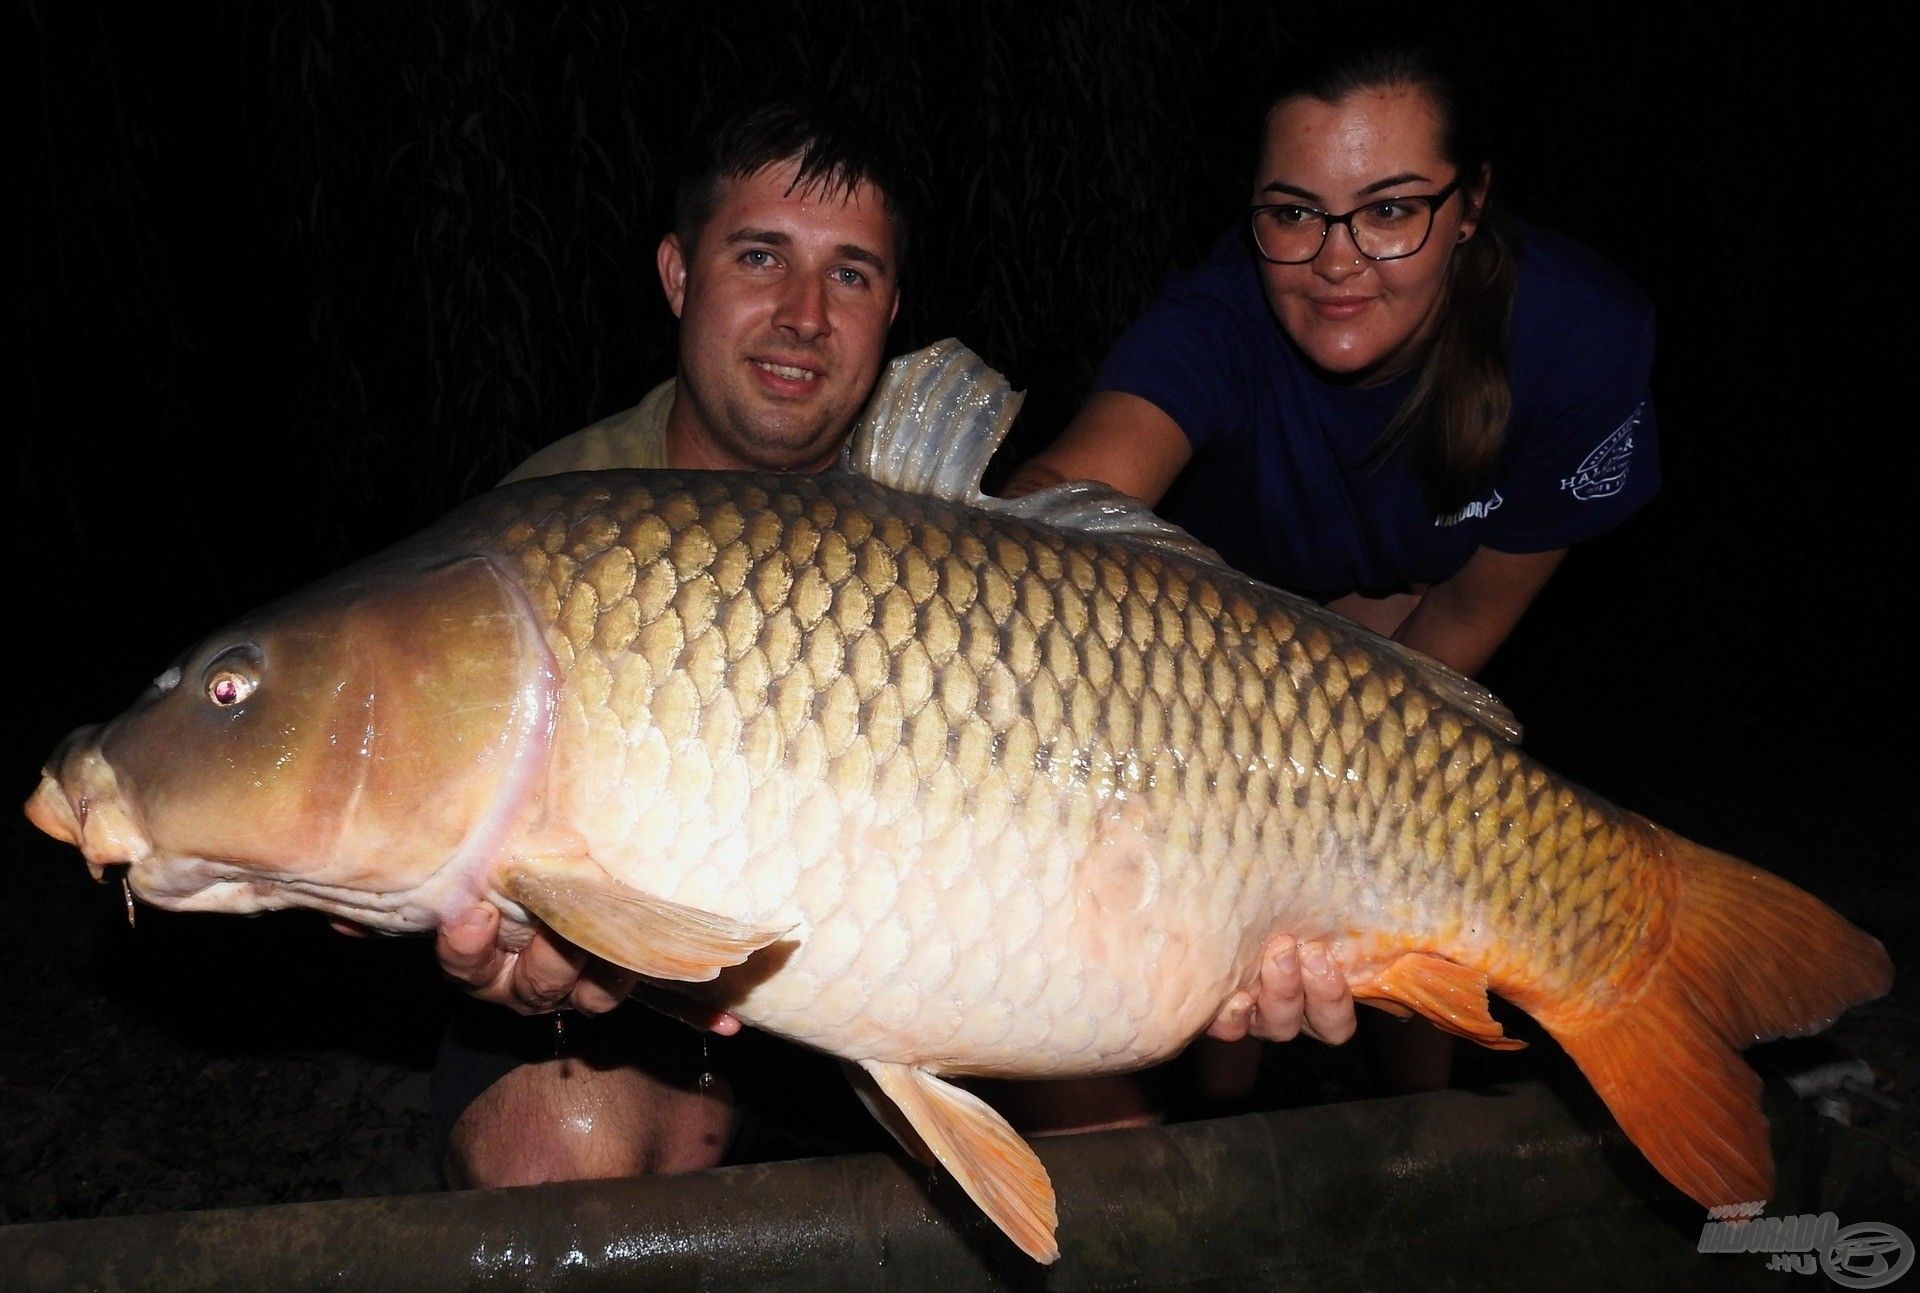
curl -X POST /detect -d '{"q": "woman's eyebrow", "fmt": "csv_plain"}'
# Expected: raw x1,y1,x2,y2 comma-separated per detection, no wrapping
1357,172,1437,195
1257,180,1322,203
1256,172,1438,203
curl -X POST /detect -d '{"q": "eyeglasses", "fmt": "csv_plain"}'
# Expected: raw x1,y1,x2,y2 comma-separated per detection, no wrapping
1248,177,1462,265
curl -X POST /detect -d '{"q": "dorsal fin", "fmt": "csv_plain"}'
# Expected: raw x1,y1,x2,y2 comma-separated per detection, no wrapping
844,339,1520,744
997,480,1232,566
843,340,1231,570
844,338,1023,501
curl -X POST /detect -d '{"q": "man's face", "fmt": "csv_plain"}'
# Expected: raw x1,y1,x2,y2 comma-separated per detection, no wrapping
659,160,900,473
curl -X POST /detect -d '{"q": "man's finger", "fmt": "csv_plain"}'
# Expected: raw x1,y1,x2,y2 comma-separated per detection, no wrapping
507,929,589,1014
569,963,643,1016
633,985,743,1035
1245,938,1306,1040
1297,941,1358,1045
436,906,505,986
1205,990,1256,1043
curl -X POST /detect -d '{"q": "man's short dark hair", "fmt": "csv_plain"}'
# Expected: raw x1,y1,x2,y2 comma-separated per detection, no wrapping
673,98,910,277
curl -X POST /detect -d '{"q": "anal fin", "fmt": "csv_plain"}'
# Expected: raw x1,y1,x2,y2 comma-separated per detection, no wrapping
858,1060,1059,1264
1352,952,1527,1050
499,857,789,982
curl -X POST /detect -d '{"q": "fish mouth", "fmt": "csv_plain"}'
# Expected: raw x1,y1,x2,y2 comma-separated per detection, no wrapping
25,771,83,849
27,769,246,909
29,769,171,911
26,743,154,880
31,761,396,918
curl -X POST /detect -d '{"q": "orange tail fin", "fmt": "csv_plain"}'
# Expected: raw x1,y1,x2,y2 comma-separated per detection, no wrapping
1540,834,1891,1210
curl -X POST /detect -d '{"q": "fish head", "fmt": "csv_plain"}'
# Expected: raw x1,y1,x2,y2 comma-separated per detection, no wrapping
26,553,553,925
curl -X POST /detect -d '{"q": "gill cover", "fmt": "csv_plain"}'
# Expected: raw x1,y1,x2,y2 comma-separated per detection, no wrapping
99,554,550,896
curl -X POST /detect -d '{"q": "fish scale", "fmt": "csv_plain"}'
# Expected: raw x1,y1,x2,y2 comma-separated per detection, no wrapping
444,465,1629,1069
480,476,1182,1060
26,339,1890,1264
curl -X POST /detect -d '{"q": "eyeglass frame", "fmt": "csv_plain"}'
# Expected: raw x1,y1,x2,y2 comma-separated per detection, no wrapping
1247,176,1464,265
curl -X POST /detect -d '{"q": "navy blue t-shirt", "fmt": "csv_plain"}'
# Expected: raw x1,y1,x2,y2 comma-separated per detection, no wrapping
1093,220,1658,599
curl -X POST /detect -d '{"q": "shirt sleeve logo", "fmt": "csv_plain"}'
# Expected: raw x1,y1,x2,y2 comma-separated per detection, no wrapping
1559,403,1645,501
1433,488,1503,527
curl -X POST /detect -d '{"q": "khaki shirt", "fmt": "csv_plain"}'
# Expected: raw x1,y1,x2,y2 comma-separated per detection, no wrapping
501,377,675,484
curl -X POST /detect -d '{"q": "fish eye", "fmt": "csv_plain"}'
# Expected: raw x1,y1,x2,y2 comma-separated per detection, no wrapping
201,647,261,708
206,669,256,707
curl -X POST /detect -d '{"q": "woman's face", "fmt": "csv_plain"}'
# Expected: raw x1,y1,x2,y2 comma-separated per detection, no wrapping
1253,85,1484,382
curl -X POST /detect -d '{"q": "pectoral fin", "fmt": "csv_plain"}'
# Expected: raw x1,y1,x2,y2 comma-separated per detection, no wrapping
499,857,790,982
858,1060,1059,1264
1352,952,1527,1050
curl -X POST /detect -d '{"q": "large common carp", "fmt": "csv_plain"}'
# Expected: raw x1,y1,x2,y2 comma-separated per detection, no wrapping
27,340,1891,1263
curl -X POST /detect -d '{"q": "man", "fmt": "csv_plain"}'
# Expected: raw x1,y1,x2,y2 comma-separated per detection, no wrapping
426,100,1356,1191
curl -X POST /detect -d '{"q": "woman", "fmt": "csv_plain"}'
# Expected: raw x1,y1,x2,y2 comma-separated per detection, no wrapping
1005,42,1660,1094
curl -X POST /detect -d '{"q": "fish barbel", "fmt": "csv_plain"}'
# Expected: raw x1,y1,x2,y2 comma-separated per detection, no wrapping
26,340,1891,1262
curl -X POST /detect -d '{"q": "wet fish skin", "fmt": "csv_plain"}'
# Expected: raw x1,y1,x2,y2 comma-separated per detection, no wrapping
29,547,551,925
26,341,1892,1264
448,465,1628,1070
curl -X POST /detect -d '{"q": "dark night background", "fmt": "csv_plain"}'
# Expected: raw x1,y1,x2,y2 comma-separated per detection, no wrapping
8,0,1915,1251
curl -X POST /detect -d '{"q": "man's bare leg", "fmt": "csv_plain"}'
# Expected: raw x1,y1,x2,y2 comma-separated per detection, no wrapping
445,1058,732,1188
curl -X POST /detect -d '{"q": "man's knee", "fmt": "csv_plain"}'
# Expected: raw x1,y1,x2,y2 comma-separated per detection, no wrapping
444,1056,734,1188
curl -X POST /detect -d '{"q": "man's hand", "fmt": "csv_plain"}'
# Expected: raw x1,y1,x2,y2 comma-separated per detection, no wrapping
1206,935,1357,1044
428,903,744,1032
433,904,625,1015
323,903,746,1033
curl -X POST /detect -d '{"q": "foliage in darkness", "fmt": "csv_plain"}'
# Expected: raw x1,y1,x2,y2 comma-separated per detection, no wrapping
21,2,1326,545
20,4,1903,741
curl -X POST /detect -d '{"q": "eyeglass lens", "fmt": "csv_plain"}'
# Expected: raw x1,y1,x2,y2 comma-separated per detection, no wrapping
1252,199,1438,264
